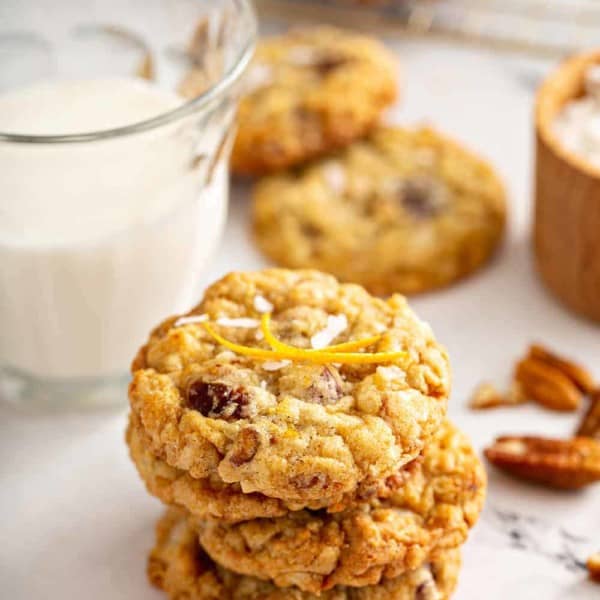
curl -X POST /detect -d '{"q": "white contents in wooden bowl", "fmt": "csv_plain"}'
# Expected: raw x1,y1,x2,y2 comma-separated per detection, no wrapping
553,65,600,168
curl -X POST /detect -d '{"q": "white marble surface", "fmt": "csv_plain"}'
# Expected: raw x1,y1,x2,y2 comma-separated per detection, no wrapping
2,34,600,600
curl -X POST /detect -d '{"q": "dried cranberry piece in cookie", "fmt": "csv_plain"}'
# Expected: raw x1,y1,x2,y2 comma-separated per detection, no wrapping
400,177,448,219
187,381,251,420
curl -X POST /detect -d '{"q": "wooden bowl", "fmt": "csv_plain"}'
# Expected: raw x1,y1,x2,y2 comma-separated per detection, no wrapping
535,50,600,322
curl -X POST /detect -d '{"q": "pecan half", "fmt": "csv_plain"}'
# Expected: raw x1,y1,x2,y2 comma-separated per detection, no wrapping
528,344,596,394
587,552,600,583
576,389,600,440
484,435,600,489
187,381,251,421
515,357,582,412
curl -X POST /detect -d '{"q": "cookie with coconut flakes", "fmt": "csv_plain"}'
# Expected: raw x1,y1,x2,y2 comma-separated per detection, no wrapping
191,419,485,593
253,126,506,295
128,269,449,509
148,508,462,600
230,26,398,175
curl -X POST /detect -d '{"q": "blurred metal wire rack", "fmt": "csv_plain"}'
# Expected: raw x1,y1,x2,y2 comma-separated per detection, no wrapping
257,0,600,57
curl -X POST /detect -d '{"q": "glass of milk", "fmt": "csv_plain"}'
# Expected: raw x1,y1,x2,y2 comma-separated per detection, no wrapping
0,0,256,409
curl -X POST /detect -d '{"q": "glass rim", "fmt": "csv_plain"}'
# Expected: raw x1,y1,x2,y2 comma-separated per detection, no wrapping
0,0,257,145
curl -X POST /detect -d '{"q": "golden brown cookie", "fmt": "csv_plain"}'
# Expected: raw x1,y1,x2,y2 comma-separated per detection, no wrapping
231,27,398,175
128,269,449,511
253,127,506,295
148,508,462,600
128,416,400,522
191,420,485,593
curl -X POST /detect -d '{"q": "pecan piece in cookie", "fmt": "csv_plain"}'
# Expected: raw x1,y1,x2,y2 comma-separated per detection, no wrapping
290,472,331,491
484,435,600,489
228,427,260,467
577,390,600,440
515,357,582,412
529,344,595,394
306,366,345,404
415,573,438,600
187,381,251,420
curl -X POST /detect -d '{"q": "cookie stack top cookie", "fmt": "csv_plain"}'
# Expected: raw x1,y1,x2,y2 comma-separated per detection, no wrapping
129,269,450,513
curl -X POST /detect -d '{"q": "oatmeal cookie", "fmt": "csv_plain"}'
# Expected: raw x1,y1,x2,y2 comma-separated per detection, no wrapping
231,27,398,175
128,416,398,521
129,269,449,510
148,508,462,600
191,420,484,593
253,126,506,295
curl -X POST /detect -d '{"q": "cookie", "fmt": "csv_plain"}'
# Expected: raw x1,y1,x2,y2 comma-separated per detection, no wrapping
231,27,398,175
253,126,506,295
128,416,398,522
129,269,449,511
148,508,462,600
191,419,485,593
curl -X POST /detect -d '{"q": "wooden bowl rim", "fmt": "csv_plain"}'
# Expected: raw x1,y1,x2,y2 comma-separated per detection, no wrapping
536,49,600,180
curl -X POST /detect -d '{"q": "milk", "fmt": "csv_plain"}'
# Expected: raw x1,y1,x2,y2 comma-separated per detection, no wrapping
0,78,230,387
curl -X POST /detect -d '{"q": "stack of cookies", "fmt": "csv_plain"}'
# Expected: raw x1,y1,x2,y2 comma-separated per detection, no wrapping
224,26,506,295
127,269,486,599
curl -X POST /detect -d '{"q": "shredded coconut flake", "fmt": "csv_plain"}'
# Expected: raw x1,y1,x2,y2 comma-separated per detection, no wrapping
253,295,274,313
286,45,321,66
244,63,273,94
216,317,260,328
322,161,346,195
260,380,268,389
311,314,348,349
261,359,291,371
174,313,208,327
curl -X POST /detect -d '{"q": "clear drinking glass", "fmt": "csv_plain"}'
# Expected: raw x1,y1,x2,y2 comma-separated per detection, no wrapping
0,0,256,410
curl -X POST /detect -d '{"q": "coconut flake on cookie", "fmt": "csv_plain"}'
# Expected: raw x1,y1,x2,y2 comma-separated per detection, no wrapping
253,295,274,313
261,359,292,371
311,314,348,349
174,314,208,327
216,317,260,328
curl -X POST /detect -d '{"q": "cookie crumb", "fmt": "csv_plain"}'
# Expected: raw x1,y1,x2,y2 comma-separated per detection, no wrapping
469,382,525,410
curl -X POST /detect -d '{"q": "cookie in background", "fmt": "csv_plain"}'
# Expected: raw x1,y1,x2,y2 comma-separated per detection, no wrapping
230,26,399,175
253,126,506,295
